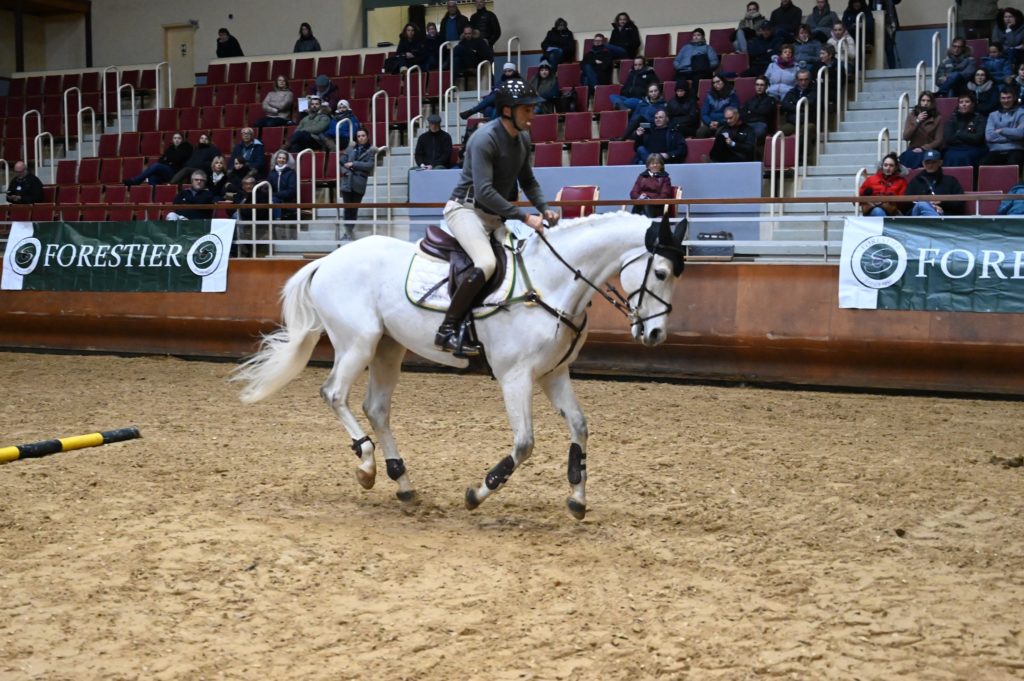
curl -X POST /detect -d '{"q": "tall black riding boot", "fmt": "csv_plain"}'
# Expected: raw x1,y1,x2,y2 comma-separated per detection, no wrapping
435,267,487,357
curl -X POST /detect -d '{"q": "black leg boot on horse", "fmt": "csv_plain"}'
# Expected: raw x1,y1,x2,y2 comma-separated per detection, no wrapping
435,266,487,358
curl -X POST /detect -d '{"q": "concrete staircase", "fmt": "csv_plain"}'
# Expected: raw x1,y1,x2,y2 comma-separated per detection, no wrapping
783,67,915,241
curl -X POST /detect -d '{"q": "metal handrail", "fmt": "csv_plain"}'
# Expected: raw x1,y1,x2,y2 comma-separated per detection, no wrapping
371,145,391,230
914,60,926,101
33,132,55,184
816,65,829,146
930,32,941,90
444,84,461,143
21,110,42,164
370,89,390,148
506,36,521,73
768,131,785,216
0,160,9,191
896,92,910,153
439,40,457,103
877,126,890,161
855,12,867,96
947,4,958,48
836,39,848,119
76,107,97,160
476,59,494,102
251,180,273,257
294,147,316,231
117,83,136,137
101,65,119,124
794,96,810,192
855,167,868,196
62,87,83,154
154,61,170,110
405,65,424,156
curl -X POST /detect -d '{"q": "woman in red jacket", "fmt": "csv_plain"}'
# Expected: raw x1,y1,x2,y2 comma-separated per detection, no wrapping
858,152,907,216
630,154,675,217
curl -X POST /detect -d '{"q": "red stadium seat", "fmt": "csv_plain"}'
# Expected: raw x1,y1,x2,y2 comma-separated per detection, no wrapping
211,128,233,153
529,114,559,143
98,132,121,158
676,31,693,53
338,55,361,77
77,157,100,184
363,53,386,74
652,58,677,84
199,107,222,130
236,82,259,104
223,104,246,129
533,142,564,167
935,97,957,121
294,58,315,81
605,140,636,165
121,156,145,179
555,185,599,218
248,61,270,83
562,112,593,143
598,109,628,140
978,165,1018,194
686,137,715,163
193,85,214,108
352,76,377,100
556,63,582,88
55,159,78,185
592,85,621,113
271,59,293,80
207,63,227,85
99,157,123,184
227,62,248,83
214,84,236,107
315,56,340,78
709,29,733,56
721,53,749,75
569,141,601,166
942,165,975,192
140,132,164,157
643,33,672,59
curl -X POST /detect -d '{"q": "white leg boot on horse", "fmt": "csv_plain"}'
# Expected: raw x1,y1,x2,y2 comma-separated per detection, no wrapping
540,368,590,519
363,335,417,503
465,373,535,510
435,267,487,358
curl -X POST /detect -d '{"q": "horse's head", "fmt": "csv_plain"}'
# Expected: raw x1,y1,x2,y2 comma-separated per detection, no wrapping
621,214,686,347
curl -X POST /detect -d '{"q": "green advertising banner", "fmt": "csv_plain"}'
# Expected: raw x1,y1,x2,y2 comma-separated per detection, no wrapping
1,220,235,292
839,217,1024,313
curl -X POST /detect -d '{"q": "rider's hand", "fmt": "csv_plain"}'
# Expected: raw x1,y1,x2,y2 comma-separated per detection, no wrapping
542,209,560,227
525,213,545,232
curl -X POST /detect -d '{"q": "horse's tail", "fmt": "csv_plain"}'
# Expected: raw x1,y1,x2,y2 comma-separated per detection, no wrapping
233,258,326,404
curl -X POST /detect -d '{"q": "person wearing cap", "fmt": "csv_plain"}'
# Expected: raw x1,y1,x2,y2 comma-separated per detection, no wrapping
905,150,965,216
308,74,340,110
439,79,558,357
324,99,361,151
414,114,454,169
460,61,521,120
287,96,331,152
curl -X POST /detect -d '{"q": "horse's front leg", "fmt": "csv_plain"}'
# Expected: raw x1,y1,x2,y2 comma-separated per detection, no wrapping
465,372,534,511
540,368,589,520
363,336,416,503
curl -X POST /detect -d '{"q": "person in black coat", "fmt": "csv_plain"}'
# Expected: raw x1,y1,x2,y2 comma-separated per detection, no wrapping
906,150,965,216
125,132,192,186
581,34,616,94
469,0,501,47
634,110,688,164
439,0,470,43
542,17,576,67
5,161,44,204
665,81,700,138
740,75,778,142
414,115,454,169
769,0,804,41
168,170,215,220
779,69,817,139
710,107,757,162
216,28,244,58
610,12,642,59
745,22,784,76
389,23,428,73
169,132,221,184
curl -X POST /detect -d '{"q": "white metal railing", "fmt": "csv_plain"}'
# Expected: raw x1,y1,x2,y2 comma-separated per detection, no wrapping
767,131,785,216
76,107,97,160
0,160,8,192
930,32,942,90
444,84,461,143
440,40,457,102
62,87,82,154
855,12,867,96
405,65,424,157
947,4,958,48
251,180,274,257
154,61,170,110
914,60,927,102
370,146,391,228
896,92,910,153
117,83,136,137
793,96,810,193
876,127,890,161
506,36,521,73
816,65,830,146
476,59,494,102
101,65,119,123
855,167,868,196
295,147,316,231
21,110,42,164
33,132,55,184
836,39,849,119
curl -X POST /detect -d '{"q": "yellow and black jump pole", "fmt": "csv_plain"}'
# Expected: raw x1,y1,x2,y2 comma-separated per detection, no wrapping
0,427,141,464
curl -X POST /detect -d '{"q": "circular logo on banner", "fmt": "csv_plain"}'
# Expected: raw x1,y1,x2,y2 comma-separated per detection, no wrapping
850,235,907,289
10,237,42,276
186,234,224,277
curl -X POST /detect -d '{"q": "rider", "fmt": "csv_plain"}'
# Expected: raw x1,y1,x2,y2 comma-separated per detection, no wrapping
437,78,560,356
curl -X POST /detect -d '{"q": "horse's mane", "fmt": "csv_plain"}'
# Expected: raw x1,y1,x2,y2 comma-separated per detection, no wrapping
546,210,650,234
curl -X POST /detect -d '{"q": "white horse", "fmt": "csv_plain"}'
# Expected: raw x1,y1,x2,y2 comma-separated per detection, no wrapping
233,211,686,519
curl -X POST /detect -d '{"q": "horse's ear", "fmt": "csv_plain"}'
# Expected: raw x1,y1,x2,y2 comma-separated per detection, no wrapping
672,217,688,247
658,213,673,246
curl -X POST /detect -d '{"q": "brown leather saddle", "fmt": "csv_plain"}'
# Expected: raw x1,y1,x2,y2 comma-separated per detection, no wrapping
419,225,509,298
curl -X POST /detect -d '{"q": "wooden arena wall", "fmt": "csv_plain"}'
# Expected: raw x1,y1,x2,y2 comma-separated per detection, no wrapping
1,259,1022,396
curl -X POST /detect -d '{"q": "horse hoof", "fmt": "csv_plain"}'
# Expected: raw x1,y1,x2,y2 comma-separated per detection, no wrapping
465,486,481,511
566,497,587,520
396,490,419,504
355,467,376,490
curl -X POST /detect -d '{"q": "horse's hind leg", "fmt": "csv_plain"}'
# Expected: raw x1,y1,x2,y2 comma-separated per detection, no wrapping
321,340,378,489
362,335,416,503
465,372,534,510
540,368,589,520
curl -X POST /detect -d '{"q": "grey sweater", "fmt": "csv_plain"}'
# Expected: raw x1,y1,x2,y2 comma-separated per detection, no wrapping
450,119,548,221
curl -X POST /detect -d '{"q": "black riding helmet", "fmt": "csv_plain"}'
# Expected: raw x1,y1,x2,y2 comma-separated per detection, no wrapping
495,79,544,130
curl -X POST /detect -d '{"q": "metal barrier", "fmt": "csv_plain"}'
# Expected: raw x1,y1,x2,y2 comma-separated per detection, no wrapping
475,59,493,102
854,12,867,96
117,83,136,137
930,32,942,90
854,167,868,196
947,3,958,48
21,110,42,164
370,146,392,228
896,92,910,153
439,40,457,103
294,147,316,231
816,65,830,146
62,87,83,154
0,160,8,191
370,89,390,148
154,61,170,110
444,84,461,143
914,60,927,102
101,65,119,123
33,132,55,184
793,96,810,193
767,131,785,216
251,180,274,257
876,126,890,160
836,39,849,119
405,65,424,156
506,36,521,73
76,107,97,160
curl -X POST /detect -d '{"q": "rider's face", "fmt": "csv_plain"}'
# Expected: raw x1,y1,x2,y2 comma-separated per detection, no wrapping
511,104,535,129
